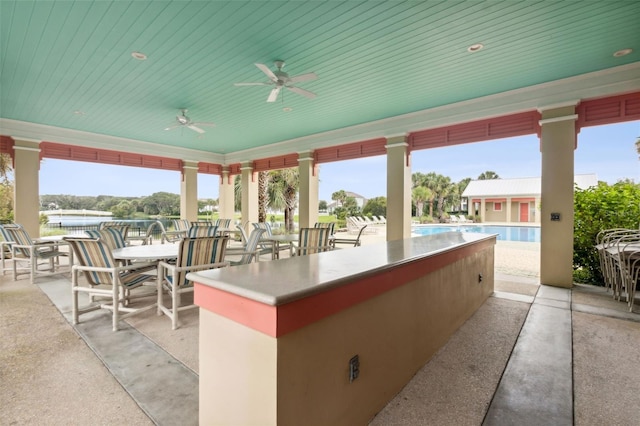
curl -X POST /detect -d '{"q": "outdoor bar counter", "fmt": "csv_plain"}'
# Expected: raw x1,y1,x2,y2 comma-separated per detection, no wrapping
189,231,496,425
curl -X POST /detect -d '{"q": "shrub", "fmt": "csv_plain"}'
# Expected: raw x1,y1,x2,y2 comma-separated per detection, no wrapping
573,180,640,285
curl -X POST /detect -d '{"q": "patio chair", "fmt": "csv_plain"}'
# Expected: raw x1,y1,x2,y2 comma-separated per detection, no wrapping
0,223,20,275
126,221,163,245
85,227,129,250
64,237,157,331
173,219,191,233
331,225,367,248
314,222,336,236
253,222,291,259
621,244,640,312
187,225,218,238
157,236,230,329
457,214,472,223
7,225,68,284
152,221,183,244
295,227,333,256
225,228,267,265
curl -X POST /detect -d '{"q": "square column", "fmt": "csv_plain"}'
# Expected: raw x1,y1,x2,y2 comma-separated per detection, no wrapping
539,105,577,288
297,151,318,228
241,162,258,226
13,138,41,236
180,161,199,221
386,137,411,241
218,167,235,221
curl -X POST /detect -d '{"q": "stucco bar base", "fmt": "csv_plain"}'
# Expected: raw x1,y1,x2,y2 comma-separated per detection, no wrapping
196,234,495,425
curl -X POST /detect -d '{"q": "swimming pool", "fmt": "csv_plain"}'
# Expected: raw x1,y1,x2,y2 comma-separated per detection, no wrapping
412,224,540,243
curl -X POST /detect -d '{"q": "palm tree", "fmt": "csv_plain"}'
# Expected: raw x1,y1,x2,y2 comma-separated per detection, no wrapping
478,170,500,180
435,175,452,218
635,136,639,160
267,168,299,232
331,190,348,208
412,186,432,218
258,171,269,222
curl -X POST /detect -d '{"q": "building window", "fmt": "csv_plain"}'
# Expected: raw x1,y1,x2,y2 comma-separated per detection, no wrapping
494,202,502,211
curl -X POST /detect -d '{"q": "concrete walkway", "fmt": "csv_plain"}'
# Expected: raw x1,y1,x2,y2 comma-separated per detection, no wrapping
2,240,640,425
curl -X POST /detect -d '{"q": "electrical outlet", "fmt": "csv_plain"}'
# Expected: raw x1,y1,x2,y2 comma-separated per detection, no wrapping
349,355,359,383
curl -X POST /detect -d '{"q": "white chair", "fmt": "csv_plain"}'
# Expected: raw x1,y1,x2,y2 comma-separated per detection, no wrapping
226,228,267,265
64,237,157,331
8,225,68,284
157,236,229,329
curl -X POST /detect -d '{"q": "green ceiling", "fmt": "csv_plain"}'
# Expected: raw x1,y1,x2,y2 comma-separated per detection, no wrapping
1,1,638,161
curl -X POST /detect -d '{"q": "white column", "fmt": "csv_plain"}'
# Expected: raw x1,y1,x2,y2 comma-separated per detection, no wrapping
506,197,512,223
180,161,198,221
480,199,486,223
539,104,577,288
218,167,235,221
241,162,258,226
298,151,318,228
386,137,411,241
13,138,41,237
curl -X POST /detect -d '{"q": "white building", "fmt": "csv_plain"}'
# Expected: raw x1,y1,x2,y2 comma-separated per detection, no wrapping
462,174,598,223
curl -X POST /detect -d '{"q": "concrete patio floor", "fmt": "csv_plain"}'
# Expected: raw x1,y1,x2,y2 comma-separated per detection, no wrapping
2,236,640,425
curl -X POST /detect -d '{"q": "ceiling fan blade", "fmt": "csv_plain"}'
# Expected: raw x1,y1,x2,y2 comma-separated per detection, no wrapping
287,86,316,99
255,63,278,82
192,122,215,128
164,124,180,131
234,82,270,86
187,125,205,134
289,72,317,84
267,86,282,102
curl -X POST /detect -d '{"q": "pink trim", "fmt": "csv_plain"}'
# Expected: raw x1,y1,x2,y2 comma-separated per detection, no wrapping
314,138,387,164
39,142,183,171
577,92,640,129
408,111,541,150
253,154,299,172
194,239,495,337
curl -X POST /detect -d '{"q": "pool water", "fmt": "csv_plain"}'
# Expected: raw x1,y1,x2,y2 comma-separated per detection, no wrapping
412,224,540,243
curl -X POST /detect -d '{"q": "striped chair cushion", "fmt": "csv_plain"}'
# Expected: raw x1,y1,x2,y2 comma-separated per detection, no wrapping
215,218,232,228
298,228,331,256
187,225,218,238
173,219,191,231
66,238,152,287
85,228,127,250
168,236,228,288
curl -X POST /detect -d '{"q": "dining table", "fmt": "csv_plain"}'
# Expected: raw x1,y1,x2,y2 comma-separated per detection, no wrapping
260,234,299,259
112,243,179,262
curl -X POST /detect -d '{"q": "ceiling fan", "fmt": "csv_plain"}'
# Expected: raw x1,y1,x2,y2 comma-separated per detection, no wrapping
234,60,317,102
164,109,215,134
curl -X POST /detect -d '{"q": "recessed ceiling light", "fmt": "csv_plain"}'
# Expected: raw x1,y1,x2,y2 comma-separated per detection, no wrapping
283,107,293,112
131,51,147,60
467,43,484,53
613,48,633,57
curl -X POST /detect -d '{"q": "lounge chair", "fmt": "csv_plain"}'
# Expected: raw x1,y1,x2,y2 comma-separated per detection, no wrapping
157,236,229,329
64,237,157,331
457,214,472,223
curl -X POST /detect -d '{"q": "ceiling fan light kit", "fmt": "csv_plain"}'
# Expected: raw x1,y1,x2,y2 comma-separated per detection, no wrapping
234,60,318,103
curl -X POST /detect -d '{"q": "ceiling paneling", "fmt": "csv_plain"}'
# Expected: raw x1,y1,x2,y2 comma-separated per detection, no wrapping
1,1,638,157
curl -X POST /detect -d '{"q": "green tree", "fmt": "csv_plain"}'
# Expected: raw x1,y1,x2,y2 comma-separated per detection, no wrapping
573,180,640,284
478,171,500,180
111,200,135,218
268,168,299,232
0,153,13,222
412,186,432,218
331,190,348,208
141,192,180,216
318,200,328,211
334,196,361,220
363,196,386,218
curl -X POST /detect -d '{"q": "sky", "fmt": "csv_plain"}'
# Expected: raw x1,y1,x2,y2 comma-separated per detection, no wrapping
38,121,639,202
